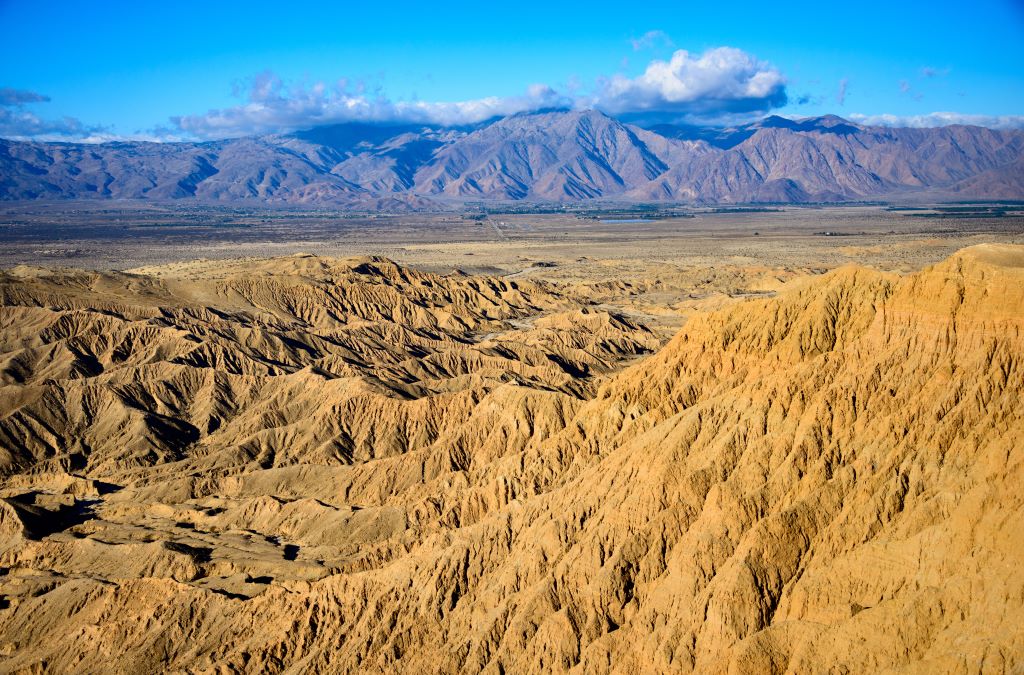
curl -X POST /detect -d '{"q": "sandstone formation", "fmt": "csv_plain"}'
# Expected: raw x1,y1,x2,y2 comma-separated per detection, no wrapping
0,245,1021,673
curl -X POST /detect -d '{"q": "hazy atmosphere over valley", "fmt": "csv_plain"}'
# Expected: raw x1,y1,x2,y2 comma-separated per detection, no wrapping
0,2,1023,673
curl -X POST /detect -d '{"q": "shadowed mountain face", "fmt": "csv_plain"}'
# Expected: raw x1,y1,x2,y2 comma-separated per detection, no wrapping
1,111,1022,206
0,246,1021,672
409,110,706,200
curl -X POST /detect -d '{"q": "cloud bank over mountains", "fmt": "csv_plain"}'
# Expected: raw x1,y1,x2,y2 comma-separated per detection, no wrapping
0,87,105,140
3,43,1022,142
849,112,1024,130
172,47,790,139
170,73,573,138
593,47,787,121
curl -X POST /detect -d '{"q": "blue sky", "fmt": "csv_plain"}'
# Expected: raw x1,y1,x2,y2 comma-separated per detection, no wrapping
1,0,1022,140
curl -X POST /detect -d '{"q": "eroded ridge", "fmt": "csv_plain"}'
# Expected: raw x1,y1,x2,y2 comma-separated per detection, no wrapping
0,246,1021,674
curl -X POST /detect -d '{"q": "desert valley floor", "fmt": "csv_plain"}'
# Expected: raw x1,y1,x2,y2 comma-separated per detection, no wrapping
0,205,1022,673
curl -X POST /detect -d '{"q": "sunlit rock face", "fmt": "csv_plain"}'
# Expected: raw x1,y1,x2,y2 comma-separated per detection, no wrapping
0,245,1021,673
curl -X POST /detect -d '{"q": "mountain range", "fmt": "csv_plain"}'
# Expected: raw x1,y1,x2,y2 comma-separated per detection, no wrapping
2,110,1022,208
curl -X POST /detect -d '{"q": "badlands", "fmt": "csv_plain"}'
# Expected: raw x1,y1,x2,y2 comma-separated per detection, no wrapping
0,215,1022,673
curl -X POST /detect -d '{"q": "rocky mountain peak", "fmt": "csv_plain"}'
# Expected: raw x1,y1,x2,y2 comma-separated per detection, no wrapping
1,110,1021,206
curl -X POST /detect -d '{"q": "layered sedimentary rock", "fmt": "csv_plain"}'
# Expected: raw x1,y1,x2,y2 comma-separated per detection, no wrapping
0,246,1021,673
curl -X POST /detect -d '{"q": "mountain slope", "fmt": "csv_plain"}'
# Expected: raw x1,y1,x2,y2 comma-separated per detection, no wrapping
410,109,705,200
632,116,1024,202
0,246,1021,672
1,112,1022,205
0,135,374,204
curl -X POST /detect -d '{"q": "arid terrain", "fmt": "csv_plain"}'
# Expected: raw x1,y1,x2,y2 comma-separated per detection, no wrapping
0,207,1022,673
3,113,1022,206
4,0,1023,669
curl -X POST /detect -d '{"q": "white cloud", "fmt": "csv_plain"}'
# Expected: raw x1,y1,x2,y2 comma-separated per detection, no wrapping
169,48,789,139
13,49,1015,143
849,112,1024,129
592,48,787,118
170,71,572,138
68,131,188,144
0,87,104,140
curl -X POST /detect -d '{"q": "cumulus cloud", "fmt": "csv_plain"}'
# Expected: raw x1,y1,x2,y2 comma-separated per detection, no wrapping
630,30,674,51
0,87,104,140
592,48,787,121
849,112,1024,129
169,48,789,138
171,71,572,138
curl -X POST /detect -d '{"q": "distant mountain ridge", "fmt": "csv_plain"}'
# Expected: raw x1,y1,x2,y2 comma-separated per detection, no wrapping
2,110,1022,208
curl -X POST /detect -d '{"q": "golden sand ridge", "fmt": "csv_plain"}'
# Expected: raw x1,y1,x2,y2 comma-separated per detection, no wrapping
0,245,1021,673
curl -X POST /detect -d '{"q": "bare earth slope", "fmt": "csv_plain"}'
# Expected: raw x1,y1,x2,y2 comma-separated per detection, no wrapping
0,246,1021,673
632,116,1024,203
